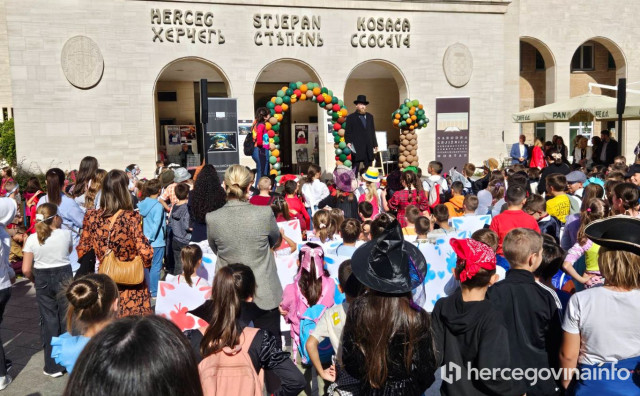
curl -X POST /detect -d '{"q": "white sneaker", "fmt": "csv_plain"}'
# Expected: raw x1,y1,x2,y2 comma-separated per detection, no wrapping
43,370,64,378
0,375,12,391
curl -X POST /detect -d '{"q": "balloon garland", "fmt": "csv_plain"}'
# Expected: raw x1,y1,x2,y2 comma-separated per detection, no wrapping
264,82,349,180
391,99,429,170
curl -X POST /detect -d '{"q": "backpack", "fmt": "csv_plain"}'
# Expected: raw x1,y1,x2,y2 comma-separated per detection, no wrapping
243,133,255,156
424,177,446,208
198,327,263,396
298,304,334,366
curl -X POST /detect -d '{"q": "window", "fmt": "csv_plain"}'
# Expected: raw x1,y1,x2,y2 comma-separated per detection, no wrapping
535,50,545,70
571,44,594,71
608,52,616,70
1,108,7,121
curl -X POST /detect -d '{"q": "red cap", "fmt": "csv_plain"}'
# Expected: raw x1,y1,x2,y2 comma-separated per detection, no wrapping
449,238,497,282
279,174,299,186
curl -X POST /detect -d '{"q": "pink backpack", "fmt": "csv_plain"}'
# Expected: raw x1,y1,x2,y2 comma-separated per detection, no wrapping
198,327,264,396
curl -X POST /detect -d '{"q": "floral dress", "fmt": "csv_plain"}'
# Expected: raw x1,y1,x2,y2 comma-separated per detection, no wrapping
77,209,153,316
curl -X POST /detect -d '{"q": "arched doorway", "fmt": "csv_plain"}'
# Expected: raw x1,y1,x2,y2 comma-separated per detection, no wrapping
154,57,230,166
344,60,408,165
253,59,324,175
569,37,626,151
519,37,556,142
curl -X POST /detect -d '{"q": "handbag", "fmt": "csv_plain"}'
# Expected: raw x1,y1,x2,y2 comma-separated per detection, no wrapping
98,210,145,286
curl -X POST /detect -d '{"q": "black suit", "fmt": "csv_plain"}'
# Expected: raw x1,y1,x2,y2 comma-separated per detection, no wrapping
594,139,618,166
345,111,377,171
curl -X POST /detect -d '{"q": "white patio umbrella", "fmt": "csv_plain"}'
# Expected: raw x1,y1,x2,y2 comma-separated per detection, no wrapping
512,93,618,123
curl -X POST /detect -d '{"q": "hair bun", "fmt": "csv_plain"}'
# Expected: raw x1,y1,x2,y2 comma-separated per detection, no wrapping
67,280,99,310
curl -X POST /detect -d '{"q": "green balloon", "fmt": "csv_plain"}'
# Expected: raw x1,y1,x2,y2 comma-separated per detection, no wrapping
413,100,419,106
321,87,328,94
400,121,406,127
274,136,280,143
335,149,343,155
328,90,333,96
403,113,409,119
269,156,277,164
288,82,296,89
425,118,430,123
339,154,347,162
341,122,346,129
332,112,339,121
266,101,275,109
296,81,302,88
270,109,276,115
331,97,338,104
272,124,280,132
275,97,283,105
277,90,285,98
404,98,410,104
307,82,315,89
283,96,291,104
274,162,282,170
332,131,338,137
338,100,344,107
286,88,294,96
334,136,341,143
343,148,351,155
338,141,346,149
311,95,317,102
343,160,352,168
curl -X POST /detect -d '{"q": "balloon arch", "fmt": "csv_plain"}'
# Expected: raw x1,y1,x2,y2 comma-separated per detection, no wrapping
262,82,430,176
262,82,350,178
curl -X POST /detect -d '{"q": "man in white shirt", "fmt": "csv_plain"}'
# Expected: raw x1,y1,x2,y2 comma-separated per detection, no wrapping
510,134,529,165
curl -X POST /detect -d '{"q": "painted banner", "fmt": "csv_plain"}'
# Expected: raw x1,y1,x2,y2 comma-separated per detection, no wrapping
205,98,239,179
450,215,491,236
435,97,470,173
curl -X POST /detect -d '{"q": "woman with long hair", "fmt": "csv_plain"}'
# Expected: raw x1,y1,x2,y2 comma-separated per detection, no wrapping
188,164,226,242
206,165,282,344
529,137,546,169
194,265,304,396
611,182,640,217
37,168,85,272
71,156,99,209
22,203,74,377
77,170,153,316
251,107,271,188
359,168,381,217
344,220,435,395
84,169,106,210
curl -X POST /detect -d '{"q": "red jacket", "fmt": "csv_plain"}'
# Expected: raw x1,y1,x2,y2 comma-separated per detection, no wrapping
529,146,546,169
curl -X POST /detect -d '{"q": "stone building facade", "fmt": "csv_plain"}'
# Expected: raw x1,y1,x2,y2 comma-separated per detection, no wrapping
2,0,638,175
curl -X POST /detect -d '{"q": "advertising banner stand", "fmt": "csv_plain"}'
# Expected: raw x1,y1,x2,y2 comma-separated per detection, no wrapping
205,98,239,179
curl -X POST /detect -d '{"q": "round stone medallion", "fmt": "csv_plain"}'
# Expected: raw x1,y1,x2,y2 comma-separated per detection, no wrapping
61,36,104,89
443,43,473,88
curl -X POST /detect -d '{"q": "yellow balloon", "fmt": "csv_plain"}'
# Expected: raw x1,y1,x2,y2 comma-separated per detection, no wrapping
291,98,297,103
281,86,288,92
271,97,277,103
265,122,272,130
300,94,307,101
269,138,274,143
275,114,283,121
270,169,278,176
282,103,289,111
272,149,280,157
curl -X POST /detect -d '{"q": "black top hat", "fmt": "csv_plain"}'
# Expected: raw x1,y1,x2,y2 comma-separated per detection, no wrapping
585,215,640,256
353,95,369,105
351,220,427,294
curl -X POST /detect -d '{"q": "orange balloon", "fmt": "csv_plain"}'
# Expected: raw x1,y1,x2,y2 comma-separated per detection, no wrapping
409,125,415,130
291,98,297,104
300,94,307,101
275,114,283,121
282,103,289,111
281,86,288,92
271,97,277,103
312,87,321,95
265,122,272,130
272,149,280,157
406,118,413,124
411,115,417,121
395,113,401,119
418,104,424,109
300,84,308,92
409,108,415,115
393,119,400,125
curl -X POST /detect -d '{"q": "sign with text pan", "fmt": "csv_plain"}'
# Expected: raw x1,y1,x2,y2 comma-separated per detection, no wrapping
205,98,239,179
435,97,470,174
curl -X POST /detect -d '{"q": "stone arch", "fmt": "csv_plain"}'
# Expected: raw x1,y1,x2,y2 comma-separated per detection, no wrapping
153,57,231,164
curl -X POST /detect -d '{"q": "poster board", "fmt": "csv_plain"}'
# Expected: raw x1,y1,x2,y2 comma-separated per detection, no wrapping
376,131,388,152
435,97,470,172
291,123,318,164
205,98,239,179
164,125,199,158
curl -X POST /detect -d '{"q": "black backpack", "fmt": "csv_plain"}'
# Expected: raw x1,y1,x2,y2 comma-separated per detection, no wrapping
243,133,254,156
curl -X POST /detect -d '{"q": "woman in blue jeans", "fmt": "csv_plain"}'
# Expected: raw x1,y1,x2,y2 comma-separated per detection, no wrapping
252,107,271,188
22,203,73,377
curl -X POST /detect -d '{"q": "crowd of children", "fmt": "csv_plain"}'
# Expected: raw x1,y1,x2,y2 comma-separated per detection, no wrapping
0,144,638,395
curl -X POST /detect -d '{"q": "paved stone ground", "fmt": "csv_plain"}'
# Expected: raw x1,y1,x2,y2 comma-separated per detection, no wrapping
2,278,67,396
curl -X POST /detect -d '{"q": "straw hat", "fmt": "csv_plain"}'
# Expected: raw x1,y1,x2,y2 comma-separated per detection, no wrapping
362,167,380,183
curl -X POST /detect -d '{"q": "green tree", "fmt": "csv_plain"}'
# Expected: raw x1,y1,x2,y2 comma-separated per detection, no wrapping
0,118,16,166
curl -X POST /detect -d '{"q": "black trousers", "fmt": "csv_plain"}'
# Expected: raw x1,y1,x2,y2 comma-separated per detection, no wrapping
34,266,72,373
0,287,10,377
253,307,283,393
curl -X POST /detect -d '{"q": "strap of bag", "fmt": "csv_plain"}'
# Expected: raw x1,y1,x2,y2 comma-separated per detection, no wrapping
105,209,124,252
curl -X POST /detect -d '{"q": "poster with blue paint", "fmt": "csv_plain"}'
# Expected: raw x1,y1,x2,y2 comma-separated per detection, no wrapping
450,215,491,236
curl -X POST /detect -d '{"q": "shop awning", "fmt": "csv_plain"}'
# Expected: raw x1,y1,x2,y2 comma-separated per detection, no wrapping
512,93,618,123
